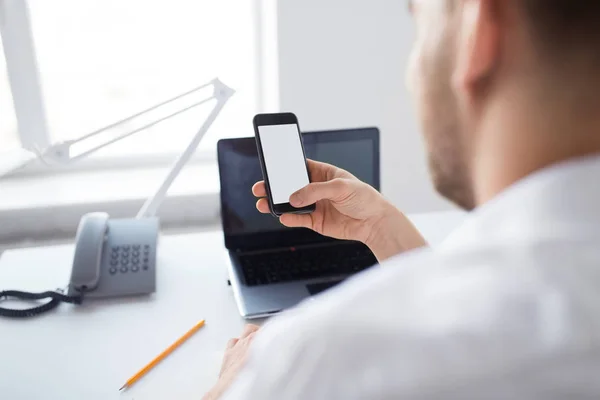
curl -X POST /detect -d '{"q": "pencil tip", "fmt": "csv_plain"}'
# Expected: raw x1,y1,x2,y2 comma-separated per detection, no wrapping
119,384,127,392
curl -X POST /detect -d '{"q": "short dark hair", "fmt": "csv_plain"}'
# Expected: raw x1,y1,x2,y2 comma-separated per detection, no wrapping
521,1,600,56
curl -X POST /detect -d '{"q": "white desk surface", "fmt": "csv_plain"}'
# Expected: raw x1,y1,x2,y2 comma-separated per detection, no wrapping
0,211,464,400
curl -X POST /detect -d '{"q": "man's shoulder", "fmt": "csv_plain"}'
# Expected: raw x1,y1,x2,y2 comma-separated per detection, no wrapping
236,242,600,399
255,249,509,347
265,244,592,362
310,240,600,328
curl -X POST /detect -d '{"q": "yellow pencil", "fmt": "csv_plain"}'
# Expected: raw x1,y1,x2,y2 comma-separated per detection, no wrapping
119,320,206,391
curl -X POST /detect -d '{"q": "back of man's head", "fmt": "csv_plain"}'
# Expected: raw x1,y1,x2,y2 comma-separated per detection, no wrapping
407,0,600,211
522,1,600,57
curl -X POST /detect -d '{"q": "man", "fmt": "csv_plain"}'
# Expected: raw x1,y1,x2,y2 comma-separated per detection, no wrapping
205,0,600,398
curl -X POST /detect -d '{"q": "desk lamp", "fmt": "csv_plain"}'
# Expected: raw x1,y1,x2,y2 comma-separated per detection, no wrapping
40,78,233,217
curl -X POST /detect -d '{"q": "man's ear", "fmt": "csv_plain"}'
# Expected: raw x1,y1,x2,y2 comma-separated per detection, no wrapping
452,0,501,92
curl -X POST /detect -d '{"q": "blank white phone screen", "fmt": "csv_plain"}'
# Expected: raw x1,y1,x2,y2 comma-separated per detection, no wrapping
258,124,310,205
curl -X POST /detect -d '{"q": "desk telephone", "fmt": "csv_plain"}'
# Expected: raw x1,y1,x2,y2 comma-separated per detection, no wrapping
67,212,157,298
0,212,158,318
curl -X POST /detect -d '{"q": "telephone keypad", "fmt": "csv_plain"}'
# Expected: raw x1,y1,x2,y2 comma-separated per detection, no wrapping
110,244,150,276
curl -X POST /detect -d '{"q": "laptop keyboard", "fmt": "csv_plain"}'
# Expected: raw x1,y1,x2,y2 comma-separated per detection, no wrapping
239,244,377,286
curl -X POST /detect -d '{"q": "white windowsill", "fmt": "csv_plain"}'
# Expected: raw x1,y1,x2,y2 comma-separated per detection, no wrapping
0,163,222,246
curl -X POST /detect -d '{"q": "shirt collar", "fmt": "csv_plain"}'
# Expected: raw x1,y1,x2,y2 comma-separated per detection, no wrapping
440,154,600,251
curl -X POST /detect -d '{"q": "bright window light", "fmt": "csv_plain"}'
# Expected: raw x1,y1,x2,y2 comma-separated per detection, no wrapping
27,0,258,157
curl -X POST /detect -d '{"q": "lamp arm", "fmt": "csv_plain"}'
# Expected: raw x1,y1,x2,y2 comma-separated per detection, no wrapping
136,79,234,219
39,81,217,165
68,97,214,162
74,81,214,145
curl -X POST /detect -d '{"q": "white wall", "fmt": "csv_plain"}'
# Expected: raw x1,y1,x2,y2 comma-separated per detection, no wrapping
276,0,454,212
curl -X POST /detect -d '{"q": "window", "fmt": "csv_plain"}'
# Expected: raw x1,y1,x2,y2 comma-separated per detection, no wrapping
0,37,20,154
9,0,258,160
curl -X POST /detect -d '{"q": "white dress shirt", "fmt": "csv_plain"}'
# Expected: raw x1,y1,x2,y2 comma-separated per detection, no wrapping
223,155,600,399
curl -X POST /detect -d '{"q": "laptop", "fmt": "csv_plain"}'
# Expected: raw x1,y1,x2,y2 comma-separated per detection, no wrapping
217,127,380,319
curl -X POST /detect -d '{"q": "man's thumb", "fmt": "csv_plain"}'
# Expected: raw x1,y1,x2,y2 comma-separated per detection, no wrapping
289,179,346,207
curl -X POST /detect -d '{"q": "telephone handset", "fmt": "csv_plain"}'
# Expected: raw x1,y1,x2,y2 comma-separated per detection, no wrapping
0,213,158,318
69,212,109,293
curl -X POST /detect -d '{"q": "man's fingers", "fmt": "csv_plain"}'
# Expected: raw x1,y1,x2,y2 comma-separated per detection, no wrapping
256,199,270,213
252,182,266,197
290,179,347,207
253,161,344,200
226,338,239,349
280,213,313,230
257,200,313,228
240,324,260,338
243,331,258,344
305,159,335,180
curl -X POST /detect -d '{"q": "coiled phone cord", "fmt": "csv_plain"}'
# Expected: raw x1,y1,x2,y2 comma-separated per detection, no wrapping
0,288,83,318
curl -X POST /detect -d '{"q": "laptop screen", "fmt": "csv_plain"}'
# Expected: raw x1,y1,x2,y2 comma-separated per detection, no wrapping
217,127,380,251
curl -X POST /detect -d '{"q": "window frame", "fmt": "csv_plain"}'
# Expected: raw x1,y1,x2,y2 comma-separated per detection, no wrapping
0,0,51,151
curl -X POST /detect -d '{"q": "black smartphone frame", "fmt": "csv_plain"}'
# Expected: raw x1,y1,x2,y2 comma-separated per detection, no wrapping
253,112,316,217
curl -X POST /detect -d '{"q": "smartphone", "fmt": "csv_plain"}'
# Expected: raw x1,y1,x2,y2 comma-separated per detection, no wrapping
253,112,316,217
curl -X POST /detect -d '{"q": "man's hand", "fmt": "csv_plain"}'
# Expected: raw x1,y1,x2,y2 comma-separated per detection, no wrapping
252,160,427,261
203,325,260,400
